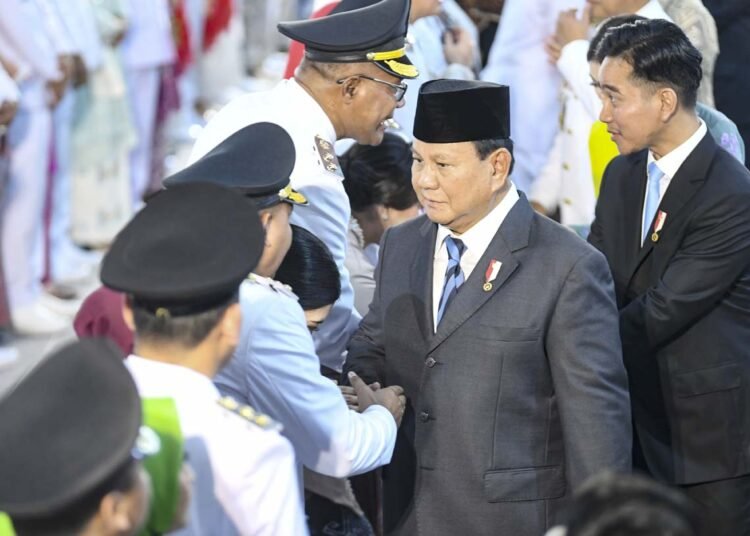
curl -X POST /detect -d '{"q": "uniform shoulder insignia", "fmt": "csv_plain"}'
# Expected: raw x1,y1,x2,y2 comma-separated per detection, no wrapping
217,396,282,432
314,135,344,177
247,273,298,300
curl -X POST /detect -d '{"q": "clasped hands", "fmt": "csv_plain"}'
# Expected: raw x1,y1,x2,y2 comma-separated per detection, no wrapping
339,372,407,426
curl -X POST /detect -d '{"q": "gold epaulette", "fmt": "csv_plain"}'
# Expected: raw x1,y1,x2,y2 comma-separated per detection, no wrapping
217,396,282,432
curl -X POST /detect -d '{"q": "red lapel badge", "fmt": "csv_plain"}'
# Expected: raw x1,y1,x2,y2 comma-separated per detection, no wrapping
483,259,502,292
651,210,667,243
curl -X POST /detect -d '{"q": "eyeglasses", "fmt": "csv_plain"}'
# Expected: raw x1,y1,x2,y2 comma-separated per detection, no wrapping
336,74,408,102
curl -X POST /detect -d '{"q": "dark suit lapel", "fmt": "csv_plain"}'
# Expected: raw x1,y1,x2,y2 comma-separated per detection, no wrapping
627,133,715,283
410,217,438,342
427,196,532,354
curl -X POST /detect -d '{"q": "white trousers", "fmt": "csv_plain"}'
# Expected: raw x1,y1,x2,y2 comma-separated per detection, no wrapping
49,88,79,281
124,66,160,206
2,106,52,309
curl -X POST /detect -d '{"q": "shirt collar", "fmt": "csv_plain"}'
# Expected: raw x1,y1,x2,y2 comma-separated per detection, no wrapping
435,183,520,258
126,354,220,399
648,118,707,179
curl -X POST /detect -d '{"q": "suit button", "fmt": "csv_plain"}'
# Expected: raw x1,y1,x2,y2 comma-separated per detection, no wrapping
425,357,436,368
419,411,430,423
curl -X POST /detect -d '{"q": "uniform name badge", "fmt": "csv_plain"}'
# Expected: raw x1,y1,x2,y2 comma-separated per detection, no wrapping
651,210,667,243
483,259,502,292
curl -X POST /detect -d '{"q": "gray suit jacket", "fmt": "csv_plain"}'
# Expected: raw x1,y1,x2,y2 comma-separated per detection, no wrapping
345,195,632,535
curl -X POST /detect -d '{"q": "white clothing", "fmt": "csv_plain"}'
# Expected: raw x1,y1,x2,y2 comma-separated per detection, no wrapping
394,2,478,138
529,80,597,225
215,277,396,490
124,66,160,205
481,0,583,193
119,0,176,70
432,184,520,328
189,79,360,372
126,355,308,536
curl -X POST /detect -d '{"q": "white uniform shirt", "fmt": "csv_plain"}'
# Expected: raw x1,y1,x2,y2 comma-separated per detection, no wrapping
119,0,176,69
214,277,396,490
481,0,584,193
189,79,360,372
126,355,308,536
50,0,102,71
529,79,597,226
432,184,520,328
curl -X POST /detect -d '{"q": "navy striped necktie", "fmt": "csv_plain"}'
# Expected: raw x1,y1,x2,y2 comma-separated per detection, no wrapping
437,236,466,325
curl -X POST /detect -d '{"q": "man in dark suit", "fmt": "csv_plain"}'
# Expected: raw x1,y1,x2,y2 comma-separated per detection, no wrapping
344,79,632,536
589,18,750,534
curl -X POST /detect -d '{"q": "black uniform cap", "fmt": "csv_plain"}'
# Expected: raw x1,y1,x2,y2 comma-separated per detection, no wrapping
413,79,511,143
278,0,417,80
163,122,307,209
0,339,146,517
101,182,264,317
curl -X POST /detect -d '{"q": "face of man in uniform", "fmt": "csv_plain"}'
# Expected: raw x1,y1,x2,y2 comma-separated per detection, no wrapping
254,203,293,278
411,140,511,234
305,304,333,333
342,63,407,146
597,56,663,155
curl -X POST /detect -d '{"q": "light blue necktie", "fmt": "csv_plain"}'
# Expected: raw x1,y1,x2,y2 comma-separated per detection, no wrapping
642,162,665,244
437,236,466,325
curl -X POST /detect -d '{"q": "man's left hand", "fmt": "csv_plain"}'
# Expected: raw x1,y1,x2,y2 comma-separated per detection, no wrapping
553,6,591,48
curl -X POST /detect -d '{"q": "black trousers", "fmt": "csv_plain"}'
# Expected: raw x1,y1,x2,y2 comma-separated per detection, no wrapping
681,474,750,536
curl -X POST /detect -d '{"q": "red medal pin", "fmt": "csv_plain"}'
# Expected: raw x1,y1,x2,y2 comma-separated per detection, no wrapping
652,210,667,243
483,259,502,291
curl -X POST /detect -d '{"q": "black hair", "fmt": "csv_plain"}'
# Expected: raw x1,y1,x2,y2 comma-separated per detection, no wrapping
341,132,418,212
594,18,702,109
565,472,700,536
275,225,341,311
12,458,141,536
130,294,238,347
588,15,647,62
472,137,515,175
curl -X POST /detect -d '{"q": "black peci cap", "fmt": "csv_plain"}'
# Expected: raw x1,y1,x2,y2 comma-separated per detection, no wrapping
0,339,148,517
413,79,511,143
278,0,417,80
101,183,264,317
163,122,307,209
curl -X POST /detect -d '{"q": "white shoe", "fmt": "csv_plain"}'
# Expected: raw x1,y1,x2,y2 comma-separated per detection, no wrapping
51,244,101,284
0,345,18,369
11,302,69,336
39,291,82,319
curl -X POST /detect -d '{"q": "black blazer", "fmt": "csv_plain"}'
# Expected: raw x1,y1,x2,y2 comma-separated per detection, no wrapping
589,133,750,485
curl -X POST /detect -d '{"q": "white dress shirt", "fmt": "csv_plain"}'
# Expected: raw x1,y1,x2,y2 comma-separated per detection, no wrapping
190,78,360,372
432,184,520,328
641,119,707,239
126,355,308,536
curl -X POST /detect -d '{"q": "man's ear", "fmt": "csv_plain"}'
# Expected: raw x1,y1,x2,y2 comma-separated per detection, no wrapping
219,302,242,348
489,147,512,185
658,86,679,123
340,76,360,103
98,491,137,533
122,298,135,332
